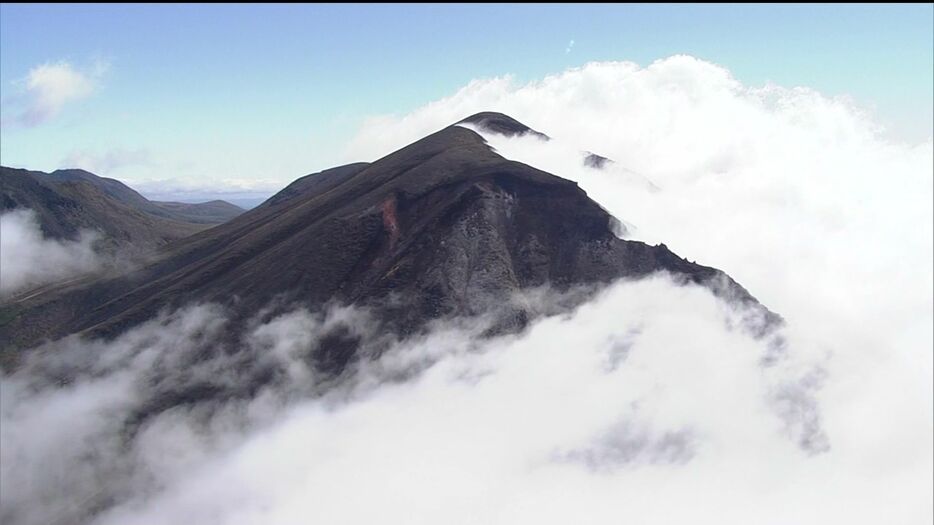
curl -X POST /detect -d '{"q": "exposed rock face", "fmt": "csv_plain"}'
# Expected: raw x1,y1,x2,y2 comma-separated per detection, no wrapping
0,113,778,371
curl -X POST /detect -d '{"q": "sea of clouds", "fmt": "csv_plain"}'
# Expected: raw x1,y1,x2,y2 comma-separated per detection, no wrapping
1,55,931,525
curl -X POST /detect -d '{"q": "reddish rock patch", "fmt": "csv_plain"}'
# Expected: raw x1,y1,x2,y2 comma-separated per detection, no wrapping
381,194,400,250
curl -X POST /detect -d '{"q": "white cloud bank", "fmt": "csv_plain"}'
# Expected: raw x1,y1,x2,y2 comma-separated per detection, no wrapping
2,60,106,127
1,56,931,524
1,278,849,525
0,209,102,297
344,55,933,427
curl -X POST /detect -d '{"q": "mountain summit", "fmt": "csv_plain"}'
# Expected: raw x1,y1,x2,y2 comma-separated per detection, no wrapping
0,113,777,369
458,111,550,140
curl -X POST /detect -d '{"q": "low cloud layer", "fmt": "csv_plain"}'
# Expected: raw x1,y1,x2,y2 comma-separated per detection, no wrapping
0,209,103,297
2,277,851,525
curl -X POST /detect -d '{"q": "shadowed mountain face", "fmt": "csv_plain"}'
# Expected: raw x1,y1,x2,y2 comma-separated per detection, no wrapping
0,113,778,370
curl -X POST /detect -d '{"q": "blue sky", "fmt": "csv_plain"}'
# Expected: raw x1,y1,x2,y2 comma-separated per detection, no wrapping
1,3,931,199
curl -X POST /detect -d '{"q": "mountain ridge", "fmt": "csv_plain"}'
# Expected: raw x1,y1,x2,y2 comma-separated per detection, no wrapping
0,113,780,371
1,166,209,254
42,167,245,224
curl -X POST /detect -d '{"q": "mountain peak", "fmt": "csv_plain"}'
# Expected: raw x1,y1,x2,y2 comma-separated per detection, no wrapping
458,111,549,140
1,122,777,370
51,168,97,177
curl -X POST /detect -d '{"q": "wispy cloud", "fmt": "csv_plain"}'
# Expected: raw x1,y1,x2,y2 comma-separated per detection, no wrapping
60,147,152,175
565,39,575,54
2,59,108,128
0,209,103,297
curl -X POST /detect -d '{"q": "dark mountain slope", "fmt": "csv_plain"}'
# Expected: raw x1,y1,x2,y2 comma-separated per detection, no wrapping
0,113,778,370
46,168,161,214
257,162,371,210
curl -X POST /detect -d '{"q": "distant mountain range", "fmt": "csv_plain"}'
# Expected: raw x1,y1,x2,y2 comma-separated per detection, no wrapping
0,113,778,369
1,166,244,256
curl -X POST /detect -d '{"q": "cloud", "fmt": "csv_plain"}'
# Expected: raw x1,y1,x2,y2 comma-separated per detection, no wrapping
128,177,280,203
565,39,575,54
2,60,107,128
340,55,930,522
1,276,844,525
60,147,153,175
1,56,931,524
0,209,103,297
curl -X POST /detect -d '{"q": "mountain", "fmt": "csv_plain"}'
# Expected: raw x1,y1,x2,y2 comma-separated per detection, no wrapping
459,111,550,140
0,113,778,369
0,167,244,253
40,168,244,224
2,167,202,254
150,199,246,224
